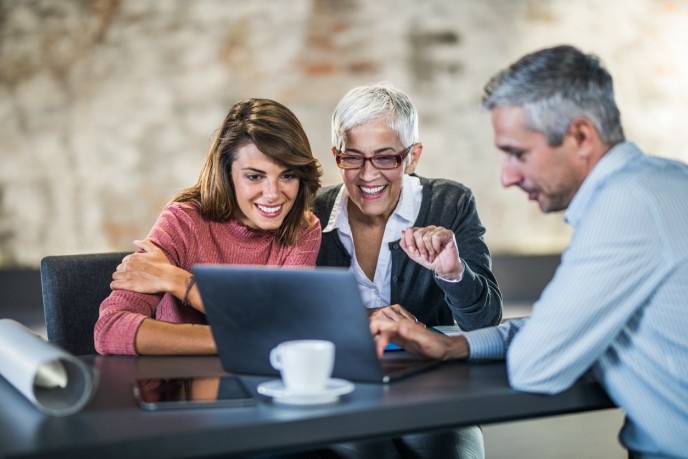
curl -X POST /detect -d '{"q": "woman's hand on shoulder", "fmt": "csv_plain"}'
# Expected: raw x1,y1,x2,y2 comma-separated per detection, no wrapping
111,239,186,295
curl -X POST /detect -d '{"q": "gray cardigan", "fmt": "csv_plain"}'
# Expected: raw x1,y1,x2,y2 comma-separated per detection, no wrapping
314,176,502,330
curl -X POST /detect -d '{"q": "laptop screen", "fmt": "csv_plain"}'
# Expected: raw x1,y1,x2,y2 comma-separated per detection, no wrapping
193,265,438,384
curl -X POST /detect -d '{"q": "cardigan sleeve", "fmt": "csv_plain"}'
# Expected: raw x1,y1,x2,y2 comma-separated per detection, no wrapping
388,178,502,328
440,189,503,329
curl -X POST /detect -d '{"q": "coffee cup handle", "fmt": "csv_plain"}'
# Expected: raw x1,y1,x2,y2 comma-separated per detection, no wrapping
269,348,282,370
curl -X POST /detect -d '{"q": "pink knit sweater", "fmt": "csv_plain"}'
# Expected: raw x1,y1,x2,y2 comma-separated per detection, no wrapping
94,201,322,355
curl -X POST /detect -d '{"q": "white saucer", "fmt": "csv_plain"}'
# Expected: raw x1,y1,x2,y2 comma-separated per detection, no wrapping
257,378,354,405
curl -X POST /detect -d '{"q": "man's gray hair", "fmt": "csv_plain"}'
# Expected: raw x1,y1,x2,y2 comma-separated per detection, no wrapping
482,45,625,147
331,82,419,151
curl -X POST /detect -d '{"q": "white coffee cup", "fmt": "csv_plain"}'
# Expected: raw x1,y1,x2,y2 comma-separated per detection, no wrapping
269,340,335,394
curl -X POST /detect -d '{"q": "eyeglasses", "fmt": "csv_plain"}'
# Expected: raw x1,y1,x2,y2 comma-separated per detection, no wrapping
335,145,412,170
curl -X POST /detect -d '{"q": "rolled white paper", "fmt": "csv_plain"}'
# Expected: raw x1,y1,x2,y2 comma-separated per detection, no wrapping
0,319,98,416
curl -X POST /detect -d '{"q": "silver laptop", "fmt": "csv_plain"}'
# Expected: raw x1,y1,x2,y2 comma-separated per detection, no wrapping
193,265,439,384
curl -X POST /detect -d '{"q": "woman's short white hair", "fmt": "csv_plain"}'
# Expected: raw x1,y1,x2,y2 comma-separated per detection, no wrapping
331,82,419,151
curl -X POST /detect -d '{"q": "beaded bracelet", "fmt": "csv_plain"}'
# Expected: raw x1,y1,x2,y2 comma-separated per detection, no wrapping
182,275,196,307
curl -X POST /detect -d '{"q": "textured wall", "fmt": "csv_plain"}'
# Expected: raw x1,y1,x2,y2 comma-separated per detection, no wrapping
1,0,687,267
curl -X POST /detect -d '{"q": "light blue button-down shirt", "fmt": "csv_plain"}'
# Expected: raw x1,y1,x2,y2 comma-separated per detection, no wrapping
465,142,688,458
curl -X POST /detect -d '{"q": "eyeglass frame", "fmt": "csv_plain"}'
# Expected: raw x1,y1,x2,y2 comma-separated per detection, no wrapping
333,144,414,170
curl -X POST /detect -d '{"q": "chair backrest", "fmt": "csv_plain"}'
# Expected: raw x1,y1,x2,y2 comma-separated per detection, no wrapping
40,252,130,356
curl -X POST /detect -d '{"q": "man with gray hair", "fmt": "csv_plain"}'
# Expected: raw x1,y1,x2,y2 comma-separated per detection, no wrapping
371,45,688,459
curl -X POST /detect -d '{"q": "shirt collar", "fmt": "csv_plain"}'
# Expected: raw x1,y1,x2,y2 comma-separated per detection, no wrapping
565,141,643,227
323,174,421,233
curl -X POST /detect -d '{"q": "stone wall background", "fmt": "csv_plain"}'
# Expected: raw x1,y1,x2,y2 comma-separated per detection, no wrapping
1,0,686,267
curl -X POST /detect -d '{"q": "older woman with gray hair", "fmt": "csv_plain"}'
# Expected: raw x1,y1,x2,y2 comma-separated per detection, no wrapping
313,82,502,459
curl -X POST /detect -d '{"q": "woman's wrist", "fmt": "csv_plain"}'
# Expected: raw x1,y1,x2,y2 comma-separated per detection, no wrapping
434,259,465,282
169,268,191,300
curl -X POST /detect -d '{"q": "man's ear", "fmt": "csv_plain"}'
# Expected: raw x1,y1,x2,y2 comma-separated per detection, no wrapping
405,143,423,174
568,118,600,159
331,146,338,157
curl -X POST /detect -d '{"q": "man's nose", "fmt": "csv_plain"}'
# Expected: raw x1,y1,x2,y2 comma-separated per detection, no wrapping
500,161,522,188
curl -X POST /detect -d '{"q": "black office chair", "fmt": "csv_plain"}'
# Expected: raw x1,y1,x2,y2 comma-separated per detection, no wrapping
40,252,131,355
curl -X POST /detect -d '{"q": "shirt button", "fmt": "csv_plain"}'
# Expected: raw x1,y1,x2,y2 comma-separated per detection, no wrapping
392,243,399,250
392,276,399,282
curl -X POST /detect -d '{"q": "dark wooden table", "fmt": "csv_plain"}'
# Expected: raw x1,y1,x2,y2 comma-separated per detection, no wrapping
0,354,615,458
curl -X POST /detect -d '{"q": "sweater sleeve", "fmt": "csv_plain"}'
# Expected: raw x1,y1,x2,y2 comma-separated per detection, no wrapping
280,212,322,267
93,204,195,355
